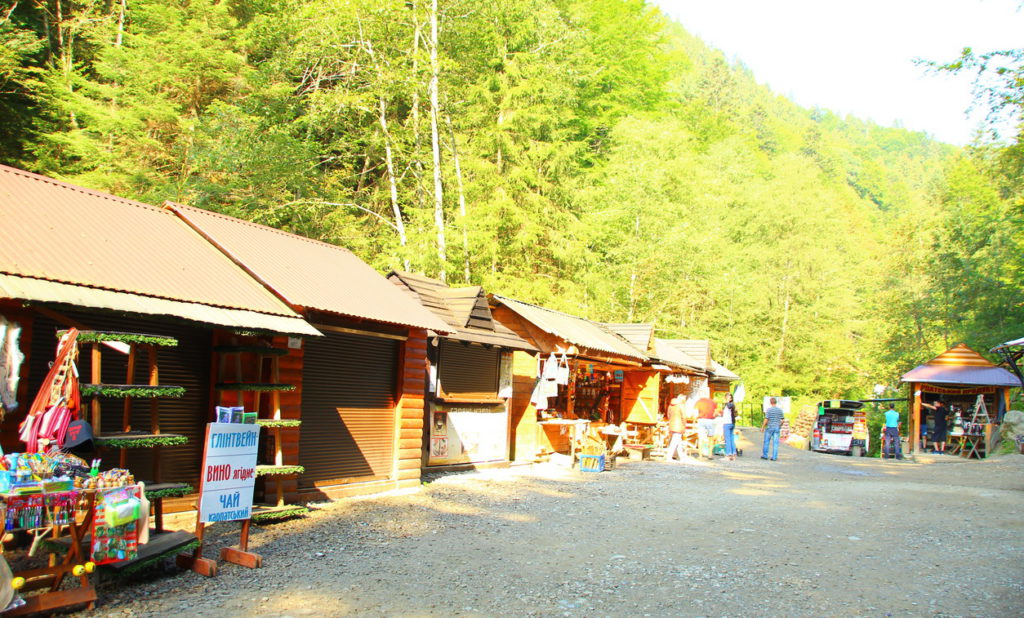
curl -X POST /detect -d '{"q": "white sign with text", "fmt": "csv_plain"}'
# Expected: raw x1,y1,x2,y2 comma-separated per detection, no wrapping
198,423,260,523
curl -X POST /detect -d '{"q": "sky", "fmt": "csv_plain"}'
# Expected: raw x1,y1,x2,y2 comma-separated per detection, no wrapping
651,0,1024,145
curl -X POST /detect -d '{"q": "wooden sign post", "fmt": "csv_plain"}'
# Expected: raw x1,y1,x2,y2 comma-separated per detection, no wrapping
177,422,261,576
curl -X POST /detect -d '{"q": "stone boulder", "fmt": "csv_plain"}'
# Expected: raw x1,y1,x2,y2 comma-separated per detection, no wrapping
998,410,1024,454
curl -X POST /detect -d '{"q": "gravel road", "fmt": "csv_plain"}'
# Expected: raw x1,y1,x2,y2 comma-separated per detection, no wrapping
81,428,1024,617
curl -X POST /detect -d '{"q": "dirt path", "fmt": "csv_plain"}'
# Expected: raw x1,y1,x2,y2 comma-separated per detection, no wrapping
84,428,1024,617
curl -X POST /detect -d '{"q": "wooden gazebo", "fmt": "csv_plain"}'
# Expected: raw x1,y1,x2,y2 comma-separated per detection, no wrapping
901,343,1022,455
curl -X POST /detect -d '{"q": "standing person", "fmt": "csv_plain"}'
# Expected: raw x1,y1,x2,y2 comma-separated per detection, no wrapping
882,403,903,459
664,394,688,463
924,400,950,454
722,393,738,461
695,396,718,459
760,397,784,461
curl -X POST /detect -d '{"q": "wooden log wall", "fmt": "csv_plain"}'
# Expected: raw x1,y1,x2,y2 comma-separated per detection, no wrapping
395,328,428,488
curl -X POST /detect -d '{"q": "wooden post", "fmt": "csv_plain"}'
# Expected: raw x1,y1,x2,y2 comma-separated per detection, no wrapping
90,343,101,431
911,383,922,454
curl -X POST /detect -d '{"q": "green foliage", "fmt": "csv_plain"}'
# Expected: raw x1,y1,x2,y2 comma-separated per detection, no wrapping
81,384,186,398
61,330,178,347
5,0,1021,406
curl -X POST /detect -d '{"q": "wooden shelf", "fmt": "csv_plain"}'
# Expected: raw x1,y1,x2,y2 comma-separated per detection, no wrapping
99,530,199,575
61,330,178,347
251,504,309,523
143,482,194,500
256,464,304,477
81,383,185,398
94,432,188,449
256,419,301,428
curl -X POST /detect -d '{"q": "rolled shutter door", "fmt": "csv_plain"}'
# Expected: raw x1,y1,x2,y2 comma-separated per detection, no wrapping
438,340,499,399
300,330,397,488
27,312,210,487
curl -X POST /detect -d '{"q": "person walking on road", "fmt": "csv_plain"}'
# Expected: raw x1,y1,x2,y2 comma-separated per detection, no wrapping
722,393,738,461
664,394,688,462
761,398,784,461
882,403,903,459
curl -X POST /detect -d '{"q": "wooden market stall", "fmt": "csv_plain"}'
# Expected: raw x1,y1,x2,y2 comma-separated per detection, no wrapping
387,272,537,470
489,296,652,468
168,203,452,501
901,343,1021,457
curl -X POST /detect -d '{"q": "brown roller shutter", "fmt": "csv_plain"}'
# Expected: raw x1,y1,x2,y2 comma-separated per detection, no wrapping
300,329,397,488
438,340,499,399
27,311,210,487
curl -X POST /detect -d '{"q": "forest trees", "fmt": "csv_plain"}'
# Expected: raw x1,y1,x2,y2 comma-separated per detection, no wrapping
1,0,1017,400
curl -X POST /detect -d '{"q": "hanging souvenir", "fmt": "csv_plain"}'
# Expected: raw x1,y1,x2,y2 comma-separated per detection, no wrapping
90,486,141,565
556,354,570,386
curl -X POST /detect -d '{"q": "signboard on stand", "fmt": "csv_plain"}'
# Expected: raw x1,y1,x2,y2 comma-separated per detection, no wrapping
178,422,263,577
198,423,260,523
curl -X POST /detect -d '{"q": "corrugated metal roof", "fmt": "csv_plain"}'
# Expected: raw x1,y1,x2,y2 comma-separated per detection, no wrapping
710,359,740,381
0,274,320,336
660,339,711,371
901,364,1021,387
388,272,536,351
652,339,705,372
992,337,1024,351
901,343,1022,387
0,165,314,331
491,295,647,360
603,323,654,352
168,203,451,333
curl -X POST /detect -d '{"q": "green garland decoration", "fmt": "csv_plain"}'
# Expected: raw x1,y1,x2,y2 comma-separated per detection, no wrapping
215,383,295,392
81,384,186,398
256,419,302,428
256,464,304,476
251,505,309,523
59,330,178,347
95,433,189,448
214,345,288,356
144,484,194,500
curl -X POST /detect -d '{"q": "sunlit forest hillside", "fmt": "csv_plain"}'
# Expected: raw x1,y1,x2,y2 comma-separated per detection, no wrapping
2,0,1021,398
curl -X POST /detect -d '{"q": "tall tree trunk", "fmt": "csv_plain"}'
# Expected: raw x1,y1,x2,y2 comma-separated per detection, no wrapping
429,0,445,281
409,1,426,215
55,0,76,128
776,275,791,366
627,212,640,321
115,0,126,47
381,97,410,270
445,113,469,283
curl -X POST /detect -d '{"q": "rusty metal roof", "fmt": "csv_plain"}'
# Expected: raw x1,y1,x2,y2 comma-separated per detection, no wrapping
388,272,536,351
603,323,654,352
661,339,711,371
652,339,705,372
710,359,740,381
901,343,1021,387
168,203,450,333
0,275,318,336
490,295,647,360
0,165,317,335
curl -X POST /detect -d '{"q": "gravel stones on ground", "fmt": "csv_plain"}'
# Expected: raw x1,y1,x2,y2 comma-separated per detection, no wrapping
77,429,1024,617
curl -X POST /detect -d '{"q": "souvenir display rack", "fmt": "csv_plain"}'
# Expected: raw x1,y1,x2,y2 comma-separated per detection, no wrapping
61,330,196,569
214,344,308,522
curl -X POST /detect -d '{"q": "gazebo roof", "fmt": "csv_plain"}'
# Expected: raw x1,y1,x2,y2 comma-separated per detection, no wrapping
900,343,1022,387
